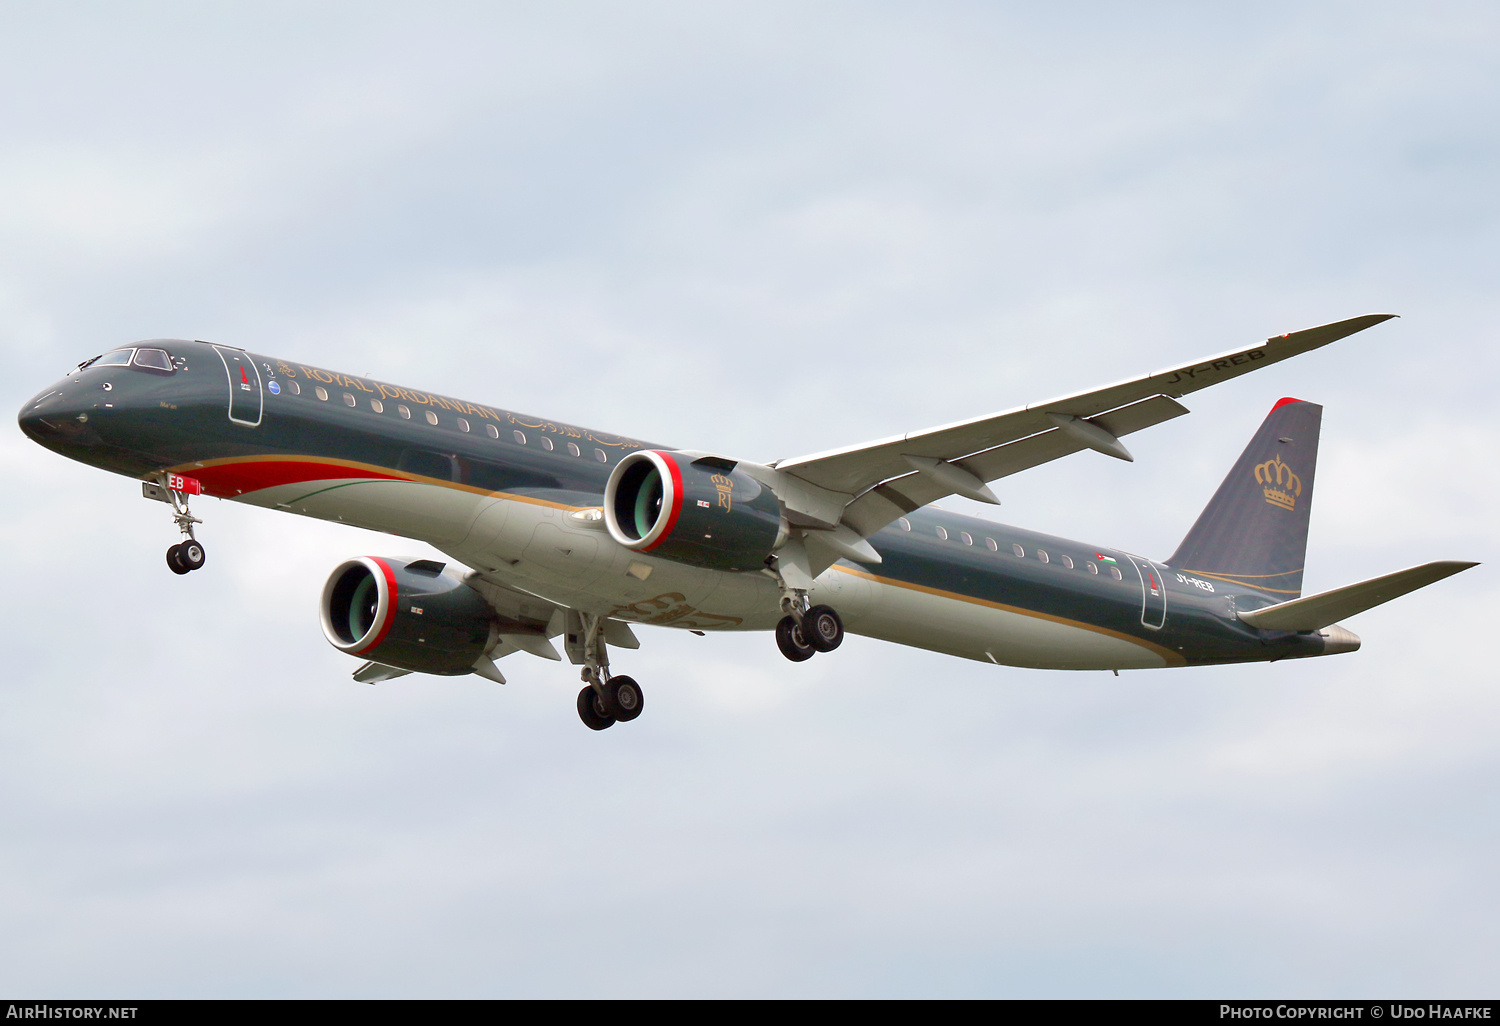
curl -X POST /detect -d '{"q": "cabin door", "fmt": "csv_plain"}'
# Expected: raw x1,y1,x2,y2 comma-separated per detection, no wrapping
212,346,263,427
1126,554,1167,630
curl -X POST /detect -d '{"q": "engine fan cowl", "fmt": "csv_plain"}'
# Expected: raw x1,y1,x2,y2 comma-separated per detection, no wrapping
603,450,787,571
319,556,495,675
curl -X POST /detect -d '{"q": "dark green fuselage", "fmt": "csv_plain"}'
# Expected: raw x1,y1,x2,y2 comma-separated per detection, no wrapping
19,339,1336,669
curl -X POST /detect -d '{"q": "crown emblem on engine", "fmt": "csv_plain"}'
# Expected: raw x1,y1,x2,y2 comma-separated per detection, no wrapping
710,473,734,512
1254,454,1301,511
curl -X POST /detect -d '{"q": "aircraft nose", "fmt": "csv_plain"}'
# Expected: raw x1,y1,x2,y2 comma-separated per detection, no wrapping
18,384,92,447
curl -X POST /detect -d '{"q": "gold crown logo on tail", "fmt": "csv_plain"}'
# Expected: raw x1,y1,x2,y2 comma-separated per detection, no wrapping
1254,454,1301,511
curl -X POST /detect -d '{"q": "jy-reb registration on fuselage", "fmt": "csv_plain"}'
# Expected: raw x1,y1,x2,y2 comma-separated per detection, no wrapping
18,316,1476,731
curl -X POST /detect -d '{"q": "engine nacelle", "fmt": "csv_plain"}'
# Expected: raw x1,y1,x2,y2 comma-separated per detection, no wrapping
604,450,787,571
320,557,495,675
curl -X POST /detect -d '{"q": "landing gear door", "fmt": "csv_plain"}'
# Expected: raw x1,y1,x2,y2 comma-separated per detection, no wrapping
212,346,263,427
1126,554,1167,630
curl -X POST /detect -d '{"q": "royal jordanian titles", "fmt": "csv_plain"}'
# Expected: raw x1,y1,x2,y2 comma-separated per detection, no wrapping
18,315,1476,730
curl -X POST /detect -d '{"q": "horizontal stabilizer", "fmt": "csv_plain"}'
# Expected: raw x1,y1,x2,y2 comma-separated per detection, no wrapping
1237,560,1477,631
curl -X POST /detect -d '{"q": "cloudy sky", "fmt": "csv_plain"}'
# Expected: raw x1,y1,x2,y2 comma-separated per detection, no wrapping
2,2,1496,997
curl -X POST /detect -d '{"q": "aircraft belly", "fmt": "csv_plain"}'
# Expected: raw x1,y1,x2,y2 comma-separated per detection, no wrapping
450,497,784,630
238,486,1162,665
850,574,1168,670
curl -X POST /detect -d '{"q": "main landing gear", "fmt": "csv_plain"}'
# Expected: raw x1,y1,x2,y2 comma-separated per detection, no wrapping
774,591,844,663
576,673,644,731
570,610,645,731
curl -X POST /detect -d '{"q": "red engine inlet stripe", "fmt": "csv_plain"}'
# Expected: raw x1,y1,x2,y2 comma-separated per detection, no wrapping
355,557,399,656
641,451,685,552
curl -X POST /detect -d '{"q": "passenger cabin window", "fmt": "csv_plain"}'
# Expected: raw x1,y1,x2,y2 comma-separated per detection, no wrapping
343,393,356,407
371,399,383,413
1012,543,1025,558
567,442,581,457
985,538,998,552
898,518,911,531
540,437,554,451
486,424,499,439
1086,561,1099,575
935,526,948,541
457,418,470,433
594,448,607,463
287,380,301,395
513,430,526,444
425,411,438,425
132,348,172,371
398,405,410,419
1061,555,1074,569
960,531,973,546
1109,566,1122,580
315,386,329,401
1037,550,1049,564
95,350,134,368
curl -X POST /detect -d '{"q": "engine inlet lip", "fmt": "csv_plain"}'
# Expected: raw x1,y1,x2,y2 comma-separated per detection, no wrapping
603,450,683,552
319,556,396,654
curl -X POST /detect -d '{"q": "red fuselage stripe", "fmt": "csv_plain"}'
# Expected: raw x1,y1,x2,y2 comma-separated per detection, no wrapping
190,459,406,497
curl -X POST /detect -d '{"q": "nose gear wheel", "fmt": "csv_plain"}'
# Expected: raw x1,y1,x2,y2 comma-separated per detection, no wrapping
177,539,206,571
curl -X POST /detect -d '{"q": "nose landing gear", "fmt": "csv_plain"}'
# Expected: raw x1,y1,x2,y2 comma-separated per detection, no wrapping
144,475,207,575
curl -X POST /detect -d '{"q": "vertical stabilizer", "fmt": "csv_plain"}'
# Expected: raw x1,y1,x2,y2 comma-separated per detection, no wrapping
1166,398,1322,598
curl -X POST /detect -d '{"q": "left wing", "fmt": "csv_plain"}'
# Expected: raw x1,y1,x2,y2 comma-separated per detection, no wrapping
768,314,1395,544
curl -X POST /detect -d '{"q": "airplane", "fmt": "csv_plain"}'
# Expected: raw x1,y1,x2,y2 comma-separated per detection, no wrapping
17,313,1476,730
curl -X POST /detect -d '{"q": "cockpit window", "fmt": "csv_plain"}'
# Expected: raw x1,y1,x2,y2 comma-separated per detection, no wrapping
132,348,173,371
94,349,134,368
